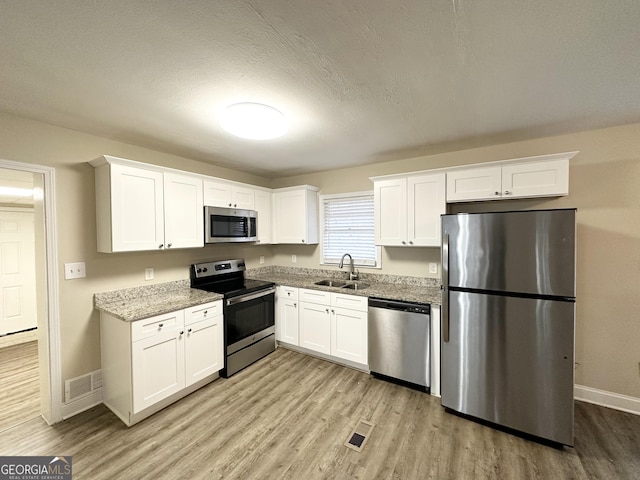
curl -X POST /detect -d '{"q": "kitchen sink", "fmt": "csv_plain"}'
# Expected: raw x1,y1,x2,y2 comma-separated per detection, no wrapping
313,279,368,290
314,279,349,287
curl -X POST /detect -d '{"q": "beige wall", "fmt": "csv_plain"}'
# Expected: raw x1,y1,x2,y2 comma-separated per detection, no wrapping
273,123,640,399
1,109,639,405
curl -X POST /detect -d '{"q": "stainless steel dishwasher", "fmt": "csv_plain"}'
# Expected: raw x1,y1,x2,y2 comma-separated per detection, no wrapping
368,298,431,390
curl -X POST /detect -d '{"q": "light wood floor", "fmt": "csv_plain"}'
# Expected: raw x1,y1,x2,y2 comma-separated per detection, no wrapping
0,348,638,479
0,340,40,432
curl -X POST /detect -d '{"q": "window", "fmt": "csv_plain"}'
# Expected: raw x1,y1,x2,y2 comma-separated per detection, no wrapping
321,192,380,267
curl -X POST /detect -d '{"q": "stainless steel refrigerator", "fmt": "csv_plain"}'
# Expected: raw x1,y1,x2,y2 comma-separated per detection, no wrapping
441,209,576,446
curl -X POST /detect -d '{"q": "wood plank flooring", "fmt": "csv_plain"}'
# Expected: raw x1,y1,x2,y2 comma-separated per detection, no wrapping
0,340,40,432
0,348,638,479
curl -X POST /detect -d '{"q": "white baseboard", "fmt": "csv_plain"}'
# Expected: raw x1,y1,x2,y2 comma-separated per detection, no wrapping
61,388,103,420
575,384,640,416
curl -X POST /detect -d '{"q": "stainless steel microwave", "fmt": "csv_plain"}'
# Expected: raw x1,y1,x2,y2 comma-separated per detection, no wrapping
204,206,257,243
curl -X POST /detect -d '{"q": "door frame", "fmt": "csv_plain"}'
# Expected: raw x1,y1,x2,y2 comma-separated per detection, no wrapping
0,158,61,424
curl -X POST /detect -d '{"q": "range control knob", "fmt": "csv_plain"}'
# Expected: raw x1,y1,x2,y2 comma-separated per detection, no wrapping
196,268,202,274
202,267,208,273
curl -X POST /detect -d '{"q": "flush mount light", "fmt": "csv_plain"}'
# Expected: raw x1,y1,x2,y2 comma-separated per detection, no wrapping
221,102,288,140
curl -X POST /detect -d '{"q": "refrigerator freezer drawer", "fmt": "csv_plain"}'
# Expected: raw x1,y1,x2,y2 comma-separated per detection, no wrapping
441,290,575,445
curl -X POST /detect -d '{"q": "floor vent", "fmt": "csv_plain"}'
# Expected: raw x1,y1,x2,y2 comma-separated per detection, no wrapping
65,369,102,403
344,419,375,452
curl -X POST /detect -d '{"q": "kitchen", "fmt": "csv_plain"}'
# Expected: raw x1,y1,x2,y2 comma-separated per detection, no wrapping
1,1,640,479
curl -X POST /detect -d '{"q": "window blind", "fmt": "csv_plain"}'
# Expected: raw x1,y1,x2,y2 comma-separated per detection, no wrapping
322,193,378,267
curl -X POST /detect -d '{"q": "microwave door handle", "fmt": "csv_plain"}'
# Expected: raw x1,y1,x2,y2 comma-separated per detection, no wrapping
226,287,276,306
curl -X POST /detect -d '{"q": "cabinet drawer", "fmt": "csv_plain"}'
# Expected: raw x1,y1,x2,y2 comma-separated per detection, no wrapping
279,286,299,301
132,310,185,342
184,300,222,326
331,293,368,312
300,288,331,304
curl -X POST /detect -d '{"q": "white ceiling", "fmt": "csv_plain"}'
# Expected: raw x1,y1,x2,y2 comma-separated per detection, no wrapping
1,1,639,178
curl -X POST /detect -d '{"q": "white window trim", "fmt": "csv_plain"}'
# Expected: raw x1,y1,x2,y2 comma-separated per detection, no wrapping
319,190,381,269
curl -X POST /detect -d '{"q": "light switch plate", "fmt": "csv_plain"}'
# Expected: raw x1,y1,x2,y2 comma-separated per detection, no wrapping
145,268,154,281
429,263,438,274
64,262,86,280
260,256,265,264
291,255,297,263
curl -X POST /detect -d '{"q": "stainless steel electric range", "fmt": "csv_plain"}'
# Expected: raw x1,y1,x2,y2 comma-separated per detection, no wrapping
190,259,276,377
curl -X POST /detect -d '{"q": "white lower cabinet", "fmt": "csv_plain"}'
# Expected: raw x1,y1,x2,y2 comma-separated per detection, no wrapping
291,288,368,367
101,300,223,426
276,286,299,345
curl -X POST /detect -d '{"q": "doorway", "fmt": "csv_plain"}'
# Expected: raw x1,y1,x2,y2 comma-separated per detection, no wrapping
0,160,61,428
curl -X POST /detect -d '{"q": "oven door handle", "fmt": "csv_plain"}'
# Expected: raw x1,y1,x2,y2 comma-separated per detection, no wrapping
226,287,276,306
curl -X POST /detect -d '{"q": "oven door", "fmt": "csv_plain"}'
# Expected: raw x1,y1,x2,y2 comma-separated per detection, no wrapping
224,288,275,354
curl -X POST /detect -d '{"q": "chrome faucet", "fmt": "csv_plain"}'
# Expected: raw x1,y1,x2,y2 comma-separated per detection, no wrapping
339,253,359,281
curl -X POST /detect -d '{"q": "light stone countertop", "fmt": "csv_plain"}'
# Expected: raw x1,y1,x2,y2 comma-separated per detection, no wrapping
247,266,441,306
94,280,223,322
94,268,441,322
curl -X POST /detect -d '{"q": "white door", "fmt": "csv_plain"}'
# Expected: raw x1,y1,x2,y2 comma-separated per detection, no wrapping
272,190,306,244
163,173,204,249
502,159,569,198
185,315,223,387
203,180,232,207
407,173,446,247
331,307,368,364
279,298,299,345
446,166,502,202
0,210,37,335
231,186,255,210
254,190,272,244
132,329,185,413
374,178,407,246
299,302,331,354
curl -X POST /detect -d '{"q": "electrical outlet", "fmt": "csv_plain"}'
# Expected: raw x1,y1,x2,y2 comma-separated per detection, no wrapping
291,255,297,263
429,263,438,274
145,268,154,281
260,256,265,264
64,262,86,280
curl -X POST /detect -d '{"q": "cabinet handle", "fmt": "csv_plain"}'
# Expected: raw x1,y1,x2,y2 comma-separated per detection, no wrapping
504,190,512,195
402,241,406,245
228,203,232,207
179,331,184,335
188,328,192,333
294,303,297,308
409,240,413,245
158,323,164,328
326,308,329,313
494,191,500,196
331,309,335,314
203,310,208,315
167,243,172,248
302,239,305,243
158,244,164,249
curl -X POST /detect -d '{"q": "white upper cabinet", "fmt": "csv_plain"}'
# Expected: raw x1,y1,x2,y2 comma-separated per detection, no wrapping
446,153,575,203
254,189,272,244
374,173,446,247
203,180,255,210
163,173,204,250
272,185,319,244
92,156,203,253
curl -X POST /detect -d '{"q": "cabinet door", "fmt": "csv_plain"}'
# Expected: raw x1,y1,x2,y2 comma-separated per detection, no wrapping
272,190,306,244
331,307,368,365
132,327,185,413
232,186,255,210
502,159,569,199
446,166,502,202
110,164,165,252
299,302,331,354
185,315,223,386
407,173,446,247
254,190,272,244
203,180,232,207
277,298,299,345
163,173,204,249
374,178,407,246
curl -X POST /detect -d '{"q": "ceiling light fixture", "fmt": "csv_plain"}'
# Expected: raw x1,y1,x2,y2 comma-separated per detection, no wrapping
221,102,288,140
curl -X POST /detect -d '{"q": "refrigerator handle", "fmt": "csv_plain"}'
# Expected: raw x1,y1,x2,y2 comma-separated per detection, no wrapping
441,233,450,343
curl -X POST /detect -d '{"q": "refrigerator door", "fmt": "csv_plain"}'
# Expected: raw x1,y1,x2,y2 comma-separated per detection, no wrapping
441,290,575,445
442,209,576,298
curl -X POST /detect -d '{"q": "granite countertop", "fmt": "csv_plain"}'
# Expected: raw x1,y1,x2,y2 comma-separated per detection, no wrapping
94,280,223,322
94,268,441,322
248,267,441,306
